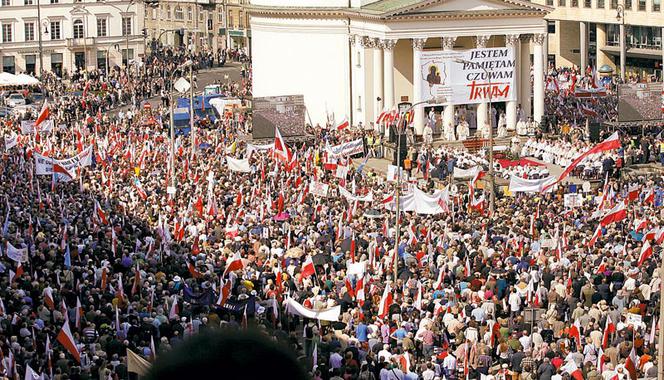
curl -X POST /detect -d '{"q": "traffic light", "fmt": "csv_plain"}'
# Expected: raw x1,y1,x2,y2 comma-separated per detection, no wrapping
142,28,147,37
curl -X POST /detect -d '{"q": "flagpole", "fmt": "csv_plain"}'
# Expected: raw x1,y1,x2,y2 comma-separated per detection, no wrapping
658,256,664,380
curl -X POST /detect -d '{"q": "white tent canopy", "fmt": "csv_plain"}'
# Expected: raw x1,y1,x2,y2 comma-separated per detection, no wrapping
0,72,40,87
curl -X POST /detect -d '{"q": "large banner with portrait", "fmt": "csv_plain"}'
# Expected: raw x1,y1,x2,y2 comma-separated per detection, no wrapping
420,47,516,106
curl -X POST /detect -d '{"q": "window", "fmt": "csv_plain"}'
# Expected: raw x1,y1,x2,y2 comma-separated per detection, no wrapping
49,0,58,3
24,22,34,41
1,24,12,42
73,19,84,39
655,0,661,11
2,56,15,74
165,6,170,19
151,8,157,20
24,0,33,4
571,0,578,7
559,0,566,6
584,0,591,6
228,12,233,28
610,0,617,8
218,11,223,22
1,0,9,6
50,21,61,40
625,0,632,9
597,0,605,8
175,6,183,20
199,10,204,22
121,17,131,36
187,7,192,20
547,21,556,34
121,48,134,65
96,18,106,37
638,0,646,10
546,0,553,4
238,11,243,28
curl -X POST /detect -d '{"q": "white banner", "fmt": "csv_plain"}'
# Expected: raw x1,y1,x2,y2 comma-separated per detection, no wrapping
508,175,556,193
20,121,35,135
308,181,329,197
4,134,17,151
34,145,93,175
6,242,28,263
21,120,53,135
246,143,274,158
226,157,251,173
338,186,374,203
420,47,516,105
346,261,366,276
564,193,584,208
453,166,480,179
285,298,341,322
326,139,364,158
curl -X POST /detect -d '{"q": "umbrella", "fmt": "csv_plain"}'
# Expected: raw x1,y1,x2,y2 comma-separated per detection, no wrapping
0,72,18,87
284,247,303,259
363,209,383,219
15,73,40,86
273,212,290,221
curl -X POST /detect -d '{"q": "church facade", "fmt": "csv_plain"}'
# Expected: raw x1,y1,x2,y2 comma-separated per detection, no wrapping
250,0,551,135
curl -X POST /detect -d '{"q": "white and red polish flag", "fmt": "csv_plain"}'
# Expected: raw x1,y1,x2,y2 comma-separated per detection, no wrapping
35,100,50,127
301,256,315,278
542,132,621,192
638,240,653,267
336,117,349,131
378,283,393,319
599,201,627,227
56,319,81,363
273,127,291,162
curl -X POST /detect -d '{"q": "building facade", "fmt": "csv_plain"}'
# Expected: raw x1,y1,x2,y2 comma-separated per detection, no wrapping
532,0,664,79
143,0,250,54
250,0,550,133
0,0,146,76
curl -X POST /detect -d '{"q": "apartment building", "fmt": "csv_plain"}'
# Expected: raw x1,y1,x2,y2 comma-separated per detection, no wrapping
0,0,146,76
533,0,664,79
143,0,250,54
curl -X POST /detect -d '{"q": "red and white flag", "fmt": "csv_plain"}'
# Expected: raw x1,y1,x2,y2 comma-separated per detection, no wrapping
638,240,653,267
599,201,627,227
94,200,108,225
35,100,50,127
336,117,349,131
377,283,393,319
642,188,655,205
223,252,245,277
633,218,648,232
301,256,315,278
355,275,365,307
542,132,621,192
273,127,291,162
588,224,602,247
56,320,81,363
602,315,615,348
628,184,640,202
43,287,55,311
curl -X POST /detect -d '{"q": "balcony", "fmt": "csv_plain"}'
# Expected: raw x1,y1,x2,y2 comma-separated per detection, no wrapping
66,37,96,48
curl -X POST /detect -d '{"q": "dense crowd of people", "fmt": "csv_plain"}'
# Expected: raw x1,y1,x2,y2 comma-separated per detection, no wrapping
0,51,663,380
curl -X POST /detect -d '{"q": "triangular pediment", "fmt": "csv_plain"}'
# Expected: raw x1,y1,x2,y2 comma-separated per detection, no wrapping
362,0,550,17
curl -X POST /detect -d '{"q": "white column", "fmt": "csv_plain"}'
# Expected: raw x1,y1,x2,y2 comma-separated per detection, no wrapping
520,36,532,119
372,38,383,131
505,34,520,131
532,33,546,124
475,35,490,131
442,36,457,131
382,39,396,138
580,21,587,72
412,38,427,135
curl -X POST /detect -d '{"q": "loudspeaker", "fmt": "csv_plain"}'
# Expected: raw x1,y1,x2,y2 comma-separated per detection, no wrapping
589,122,601,143
392,135,408,166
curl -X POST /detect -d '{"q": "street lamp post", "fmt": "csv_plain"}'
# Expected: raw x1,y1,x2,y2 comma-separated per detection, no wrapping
616,4,626,82
392,96,446,281
454,58,495,215
168,60,193,193
37,0,43,76
102,0,135,71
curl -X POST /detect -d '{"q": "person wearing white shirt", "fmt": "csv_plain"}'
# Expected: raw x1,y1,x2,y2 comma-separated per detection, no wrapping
508,288,522,317
442,352,457,379
378,345,393,363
